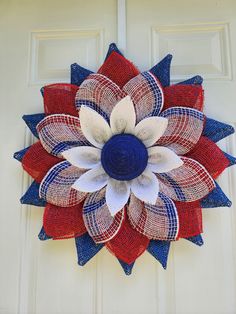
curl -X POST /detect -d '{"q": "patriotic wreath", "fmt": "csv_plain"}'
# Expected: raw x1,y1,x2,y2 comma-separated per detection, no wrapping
14,43,235,275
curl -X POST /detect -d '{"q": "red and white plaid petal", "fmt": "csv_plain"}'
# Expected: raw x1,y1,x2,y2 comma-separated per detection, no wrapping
83,189,124,243
157,157,216,202
37,114,90,157
39,161,87,207
127,193,179,241
157,107,205,155
75,73,126,121
123,71,164,122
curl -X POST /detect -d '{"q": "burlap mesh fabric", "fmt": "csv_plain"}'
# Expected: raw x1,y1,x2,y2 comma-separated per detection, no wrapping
106,211,150,264
43,203,87,239
44,83,79,116
175,201,202,238
22,141,61,183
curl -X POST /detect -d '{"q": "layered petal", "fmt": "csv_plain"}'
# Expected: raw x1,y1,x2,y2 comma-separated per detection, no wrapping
157,107,205,155
79,106,112,148
110,96,136,134
105,179,131,216
128,193,179,240
43,83,79,116
123,71,164,122
158,157,215,202
98,51,140,88
39,161,87,207
83,189,124,243
131,169,159,204
175,200,203,238
22,141,60,183
75,73,126,121
147,146,183,173
72,165,108,193
43,203,87,239
163,85,204,111
62,146,101,169
106,211,149,264
37,114,89,157
185,136,230,179
134,116,168,147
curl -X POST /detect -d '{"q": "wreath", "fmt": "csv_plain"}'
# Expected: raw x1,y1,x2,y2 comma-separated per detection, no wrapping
14,43,235,275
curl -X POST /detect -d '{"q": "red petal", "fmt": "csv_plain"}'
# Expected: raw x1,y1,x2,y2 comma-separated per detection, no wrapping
175,201,203,238
105,210,149,264
43,83,79,116
98,52,140,88
43,202,87,239
185,136,230,179
163,85,204,111
22,141,61,183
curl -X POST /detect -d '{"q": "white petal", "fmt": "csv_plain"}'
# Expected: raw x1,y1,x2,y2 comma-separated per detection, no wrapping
110,95,136,134
131,169,159,204
134,116,168,147
62,146,101,169
105,179,131,216
72,165,108,192
147,146,184,173
79,105,112,148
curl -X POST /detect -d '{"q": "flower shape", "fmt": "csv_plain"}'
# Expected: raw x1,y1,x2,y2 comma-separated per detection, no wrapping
15,43,235,275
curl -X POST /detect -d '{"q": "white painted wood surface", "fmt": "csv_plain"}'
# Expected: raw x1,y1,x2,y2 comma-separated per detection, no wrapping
1,0,236,313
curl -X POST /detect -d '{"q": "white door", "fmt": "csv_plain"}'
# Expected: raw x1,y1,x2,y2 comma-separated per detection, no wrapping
1,0,236,314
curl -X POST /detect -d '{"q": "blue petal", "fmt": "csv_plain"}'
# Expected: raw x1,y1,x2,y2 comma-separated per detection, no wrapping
224,152,236,167
38,227,52,241
20,181,46,207
176,75,203,85
22,113,45,138
185,234,204,246
200,181,232,208
13,146,30,162
75,233,104,266
147,240,171,269
150,54,172,87
118,259,135,276
203,117,235,143
70,63,93,86
105,42,123,60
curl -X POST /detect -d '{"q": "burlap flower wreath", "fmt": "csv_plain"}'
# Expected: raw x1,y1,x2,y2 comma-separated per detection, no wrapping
14,43,236,275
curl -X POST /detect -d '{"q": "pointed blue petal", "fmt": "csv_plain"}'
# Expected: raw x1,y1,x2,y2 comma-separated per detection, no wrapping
118,259,135,276
201,181,232,208
176,75,203,85
105,42,123,60
20,181,46,207
70,63,93,86
203,117,235,143
13,146,30,162
224,152,236,167
40,87,44,97
150,54,172,87
147,240,171,269
22,113,46,138
75,233,104,266
185,234,204,246
38,227,52,241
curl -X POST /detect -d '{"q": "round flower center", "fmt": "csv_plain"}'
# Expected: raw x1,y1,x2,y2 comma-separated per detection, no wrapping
101,134,148,181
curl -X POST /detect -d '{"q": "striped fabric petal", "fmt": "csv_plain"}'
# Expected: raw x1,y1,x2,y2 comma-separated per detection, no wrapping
37,114,90,157
83,189,124,243
123,71,164,122
75,73,126,121
157,157,216,202
39,161,87,207
128,193,179,241
157,107,205,155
